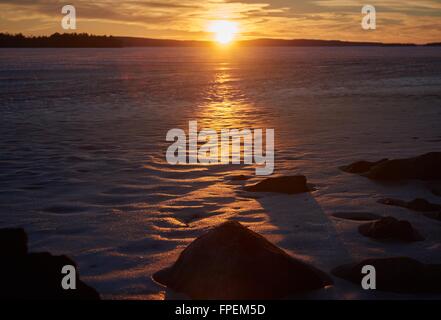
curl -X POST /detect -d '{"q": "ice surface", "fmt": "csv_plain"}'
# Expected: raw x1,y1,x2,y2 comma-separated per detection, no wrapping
0,47,440,299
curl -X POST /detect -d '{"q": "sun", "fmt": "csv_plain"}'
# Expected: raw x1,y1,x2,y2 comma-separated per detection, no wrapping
208,20,238,45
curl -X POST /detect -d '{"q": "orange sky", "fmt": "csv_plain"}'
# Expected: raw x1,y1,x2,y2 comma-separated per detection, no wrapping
0,0,440,44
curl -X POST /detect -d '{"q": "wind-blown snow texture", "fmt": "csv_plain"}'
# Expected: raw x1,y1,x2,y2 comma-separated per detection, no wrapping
1,47,440,299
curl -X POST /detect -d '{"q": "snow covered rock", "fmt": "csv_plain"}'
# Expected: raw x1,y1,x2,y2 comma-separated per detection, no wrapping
341,152,441,181
153,221,332,299
358,217,424,242
244,175,309,194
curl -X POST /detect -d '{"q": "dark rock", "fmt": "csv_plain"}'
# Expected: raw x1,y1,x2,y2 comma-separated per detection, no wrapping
423,211,441,221
0,228,100,300
340,159,388,174
366,152,441,181
332,257,441,293
429,183,441,197
331,212,382,221
378,198,441,221
230,175,251,181
341,152,441,181
0,228,27,257
378,198,408,209
378,198,441,212
244,175,309,194
153,221,332,299
407,198,441,212
358,217,424,242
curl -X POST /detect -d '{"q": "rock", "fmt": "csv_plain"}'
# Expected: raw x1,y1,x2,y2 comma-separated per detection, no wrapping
153,221,332,299
230,175,251,181
358,217,424,242
366,152,441,180
378,198,441,212
406,198,441,212
378,198,409,210
244,175,309,194
332,257,441,293
429,183,441,197
378,198,441,221
0,228,27,257
423,211,441,221
340,159,388,174
331,212,382,221
341,152,441,181
0,228,100,300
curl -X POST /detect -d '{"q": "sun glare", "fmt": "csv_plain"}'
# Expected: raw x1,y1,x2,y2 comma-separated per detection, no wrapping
208,20,238,45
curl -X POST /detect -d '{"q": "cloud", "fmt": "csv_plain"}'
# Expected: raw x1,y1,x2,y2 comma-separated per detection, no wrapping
0,0,440,43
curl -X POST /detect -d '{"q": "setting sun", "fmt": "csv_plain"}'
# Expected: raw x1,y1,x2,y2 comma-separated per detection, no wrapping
208,20,238,45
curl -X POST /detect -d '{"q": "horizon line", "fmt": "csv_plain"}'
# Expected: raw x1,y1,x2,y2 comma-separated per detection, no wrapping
1,32,440,47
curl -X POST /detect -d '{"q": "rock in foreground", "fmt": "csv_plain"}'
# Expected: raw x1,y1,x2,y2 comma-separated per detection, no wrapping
244,175,309,194
358,217,424,242
0,228,100,300
332,257,441,293
0,228,28,257
341,152,441,181
153,221,332,299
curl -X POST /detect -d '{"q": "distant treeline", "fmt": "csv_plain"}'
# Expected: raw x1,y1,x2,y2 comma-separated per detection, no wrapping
0,33,439,48
0,33,208,48
0,33,123,47
240,39,419,47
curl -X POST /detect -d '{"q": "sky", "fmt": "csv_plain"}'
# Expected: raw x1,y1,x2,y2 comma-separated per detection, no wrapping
0,0,440,44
